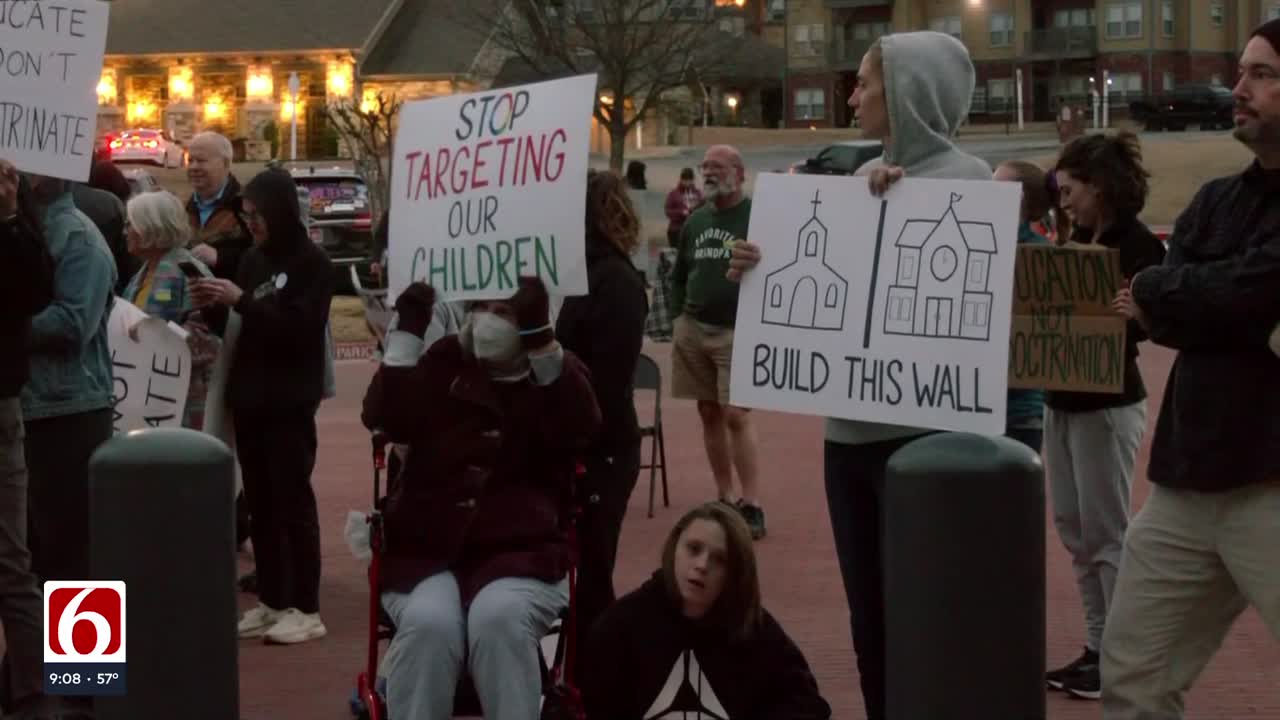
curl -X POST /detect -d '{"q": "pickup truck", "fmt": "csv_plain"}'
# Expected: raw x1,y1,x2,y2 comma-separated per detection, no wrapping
1128,84,1234,131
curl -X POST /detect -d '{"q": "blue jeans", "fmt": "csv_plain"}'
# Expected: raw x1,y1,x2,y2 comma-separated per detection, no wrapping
824,434,925,720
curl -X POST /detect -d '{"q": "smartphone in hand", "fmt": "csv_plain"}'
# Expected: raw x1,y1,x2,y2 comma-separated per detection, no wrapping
178,261,205,280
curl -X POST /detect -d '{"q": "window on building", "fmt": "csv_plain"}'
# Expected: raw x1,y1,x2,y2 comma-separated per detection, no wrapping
794,88,825,120
988,78,1013,113
853,21,890,41
1107,72,1143,98
1106,2,1143,39
1161,0,1174,36
971,85,988,113
1209,3,1224,27
768,0,785,22
1271,4,1280,21
1051,75,1090,98
1163,71,1175,91
667,0,705,19
929,15,962,39
989,13,1013,47
1054,8,1096,28
792,24,824,57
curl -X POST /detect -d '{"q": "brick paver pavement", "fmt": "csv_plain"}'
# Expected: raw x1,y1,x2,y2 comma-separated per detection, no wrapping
236,341,1278,719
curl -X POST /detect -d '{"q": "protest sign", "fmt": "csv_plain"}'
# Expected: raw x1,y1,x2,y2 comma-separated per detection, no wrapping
107,300,192,433
388,74,597,303
729,174,1021,435
1008,243,1127,393
0,0,110,181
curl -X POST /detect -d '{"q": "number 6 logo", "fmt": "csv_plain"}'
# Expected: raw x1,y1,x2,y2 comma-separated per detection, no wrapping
43,581,126,663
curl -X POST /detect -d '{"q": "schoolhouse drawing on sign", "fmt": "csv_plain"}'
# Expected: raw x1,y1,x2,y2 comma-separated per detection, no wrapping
883,192,997,341
762,190,849,331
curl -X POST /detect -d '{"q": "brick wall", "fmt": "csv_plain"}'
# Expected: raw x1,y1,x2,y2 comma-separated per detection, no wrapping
1188,52,1235,86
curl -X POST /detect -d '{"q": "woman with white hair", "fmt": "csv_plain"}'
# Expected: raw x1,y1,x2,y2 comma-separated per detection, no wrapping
122,190,220,429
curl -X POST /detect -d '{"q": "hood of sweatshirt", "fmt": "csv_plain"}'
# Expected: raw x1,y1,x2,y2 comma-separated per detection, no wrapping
877,31,986,176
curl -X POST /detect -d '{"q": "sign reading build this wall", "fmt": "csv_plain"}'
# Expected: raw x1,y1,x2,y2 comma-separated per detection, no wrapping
388,74,598,303
729,174,1021,435
1008,244,1127,393
0,0,110,182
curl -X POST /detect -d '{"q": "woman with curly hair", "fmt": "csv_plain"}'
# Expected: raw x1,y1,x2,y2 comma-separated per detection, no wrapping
556,169,650,670
1041,131,1166,701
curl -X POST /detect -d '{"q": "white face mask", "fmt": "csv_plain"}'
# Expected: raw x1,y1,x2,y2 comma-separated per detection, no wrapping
469,312,521,363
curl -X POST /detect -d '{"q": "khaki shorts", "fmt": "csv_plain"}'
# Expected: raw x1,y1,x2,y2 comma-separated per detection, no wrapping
671,315,735,405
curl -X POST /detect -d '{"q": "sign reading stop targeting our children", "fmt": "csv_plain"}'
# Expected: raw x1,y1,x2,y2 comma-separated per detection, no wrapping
0,0,111,182
729,173,1021,436
388,74,598,303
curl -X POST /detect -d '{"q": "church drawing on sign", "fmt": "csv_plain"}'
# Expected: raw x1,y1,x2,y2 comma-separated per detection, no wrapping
761,190,849,331
883,192,997,340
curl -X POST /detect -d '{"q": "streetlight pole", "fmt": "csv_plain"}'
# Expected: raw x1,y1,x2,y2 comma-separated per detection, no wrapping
288,72,300,161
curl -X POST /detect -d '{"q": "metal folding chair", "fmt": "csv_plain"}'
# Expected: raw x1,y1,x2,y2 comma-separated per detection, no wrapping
634,354,669,518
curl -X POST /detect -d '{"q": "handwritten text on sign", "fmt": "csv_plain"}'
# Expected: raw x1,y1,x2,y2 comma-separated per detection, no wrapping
106,300,191,433
0,0,110,181
729,174,1021,435
1008,244,1126,393
388,74,597,302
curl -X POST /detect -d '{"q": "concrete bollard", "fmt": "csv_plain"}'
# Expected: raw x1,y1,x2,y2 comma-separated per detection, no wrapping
88,428,239,720
883,432,1045,720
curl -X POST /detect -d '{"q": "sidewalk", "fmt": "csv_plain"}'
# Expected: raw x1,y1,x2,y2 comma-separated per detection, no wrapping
237,341,1279,719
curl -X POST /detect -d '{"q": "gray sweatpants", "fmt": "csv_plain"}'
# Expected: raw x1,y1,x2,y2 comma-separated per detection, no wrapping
1044,401,1147,652
381,571,568,720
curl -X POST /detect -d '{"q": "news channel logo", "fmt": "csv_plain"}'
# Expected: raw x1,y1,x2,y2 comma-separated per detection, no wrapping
42,581,127,696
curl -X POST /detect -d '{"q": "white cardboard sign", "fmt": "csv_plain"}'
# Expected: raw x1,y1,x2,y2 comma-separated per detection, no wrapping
388,74,598,303
729,173,1021,435
0,0,111,181
107,300,192,434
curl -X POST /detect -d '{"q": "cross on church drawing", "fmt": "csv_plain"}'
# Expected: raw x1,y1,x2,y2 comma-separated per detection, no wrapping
883,192,997,341
761,189,850,331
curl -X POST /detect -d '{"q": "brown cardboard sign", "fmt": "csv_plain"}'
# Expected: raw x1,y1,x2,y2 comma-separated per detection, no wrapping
1008,244,1127,393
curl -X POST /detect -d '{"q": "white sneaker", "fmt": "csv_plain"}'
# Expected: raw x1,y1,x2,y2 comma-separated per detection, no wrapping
263,608,327,645
238,603,282,639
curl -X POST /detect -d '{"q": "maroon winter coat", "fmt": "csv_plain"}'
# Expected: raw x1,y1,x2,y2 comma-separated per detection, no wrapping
361,335,602,603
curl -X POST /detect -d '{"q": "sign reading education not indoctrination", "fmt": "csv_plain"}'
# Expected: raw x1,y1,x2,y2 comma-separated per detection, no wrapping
387,74,598,303
0,0,111,182
729,173,1021,435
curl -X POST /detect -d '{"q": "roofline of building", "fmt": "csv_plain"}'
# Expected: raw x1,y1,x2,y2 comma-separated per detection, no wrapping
105,48,359,61
358,0,408,75
359,72,468,83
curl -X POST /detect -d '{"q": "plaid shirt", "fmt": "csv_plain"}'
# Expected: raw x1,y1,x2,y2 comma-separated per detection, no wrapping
644,248,677,342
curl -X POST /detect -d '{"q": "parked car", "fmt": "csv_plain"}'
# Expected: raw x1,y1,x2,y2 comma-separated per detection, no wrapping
1129,84,1234,131
790,140,884,176
110,129,187,168
289,165,374,290
121,167,161,197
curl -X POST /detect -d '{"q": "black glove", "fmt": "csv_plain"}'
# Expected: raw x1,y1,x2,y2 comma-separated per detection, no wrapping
510,276,554,349
393,282,436,339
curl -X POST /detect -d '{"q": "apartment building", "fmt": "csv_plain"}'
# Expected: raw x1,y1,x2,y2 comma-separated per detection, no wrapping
785,0,1279,128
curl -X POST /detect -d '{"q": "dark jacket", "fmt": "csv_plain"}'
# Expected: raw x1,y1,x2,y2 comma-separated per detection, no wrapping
555,234,648,458
1045,215,1166,413
1132,161,1280,492
187,174,252,281
72,183,138,295
583,572,831,720
360,336,601,603
0,213,54,398
204,171,333,413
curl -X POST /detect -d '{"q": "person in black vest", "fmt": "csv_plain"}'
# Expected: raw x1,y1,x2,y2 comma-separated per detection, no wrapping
583,502,830,720
192,168,333,645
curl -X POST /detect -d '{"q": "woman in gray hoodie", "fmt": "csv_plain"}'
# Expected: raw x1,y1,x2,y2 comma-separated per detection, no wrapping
729,32,992,720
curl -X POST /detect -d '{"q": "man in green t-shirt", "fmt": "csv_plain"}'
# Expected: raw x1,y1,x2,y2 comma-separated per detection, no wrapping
669,144,764,539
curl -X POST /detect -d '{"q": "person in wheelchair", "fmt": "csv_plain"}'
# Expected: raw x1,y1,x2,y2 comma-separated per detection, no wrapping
583,502,831,720
361,276,601,720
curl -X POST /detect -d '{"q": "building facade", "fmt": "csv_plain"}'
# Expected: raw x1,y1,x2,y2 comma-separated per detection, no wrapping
784,0,1279,129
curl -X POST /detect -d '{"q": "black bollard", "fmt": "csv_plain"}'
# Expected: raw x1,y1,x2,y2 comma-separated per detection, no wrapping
883,432,1045,720
88,428,239,720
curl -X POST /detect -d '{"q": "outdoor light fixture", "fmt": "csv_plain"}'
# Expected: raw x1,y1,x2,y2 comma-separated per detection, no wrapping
204,96,226,120
360,88,379,114
246,65,274,102
97,68,117,106
326,60,353,99
169,65,194,103
280,94,304,121
128,100,156,124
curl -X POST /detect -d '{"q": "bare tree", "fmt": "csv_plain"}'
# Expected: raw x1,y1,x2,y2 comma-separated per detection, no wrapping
323,92,403,224
473,0,745,171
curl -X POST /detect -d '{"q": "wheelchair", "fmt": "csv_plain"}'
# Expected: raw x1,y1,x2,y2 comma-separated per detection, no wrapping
349,432,586,720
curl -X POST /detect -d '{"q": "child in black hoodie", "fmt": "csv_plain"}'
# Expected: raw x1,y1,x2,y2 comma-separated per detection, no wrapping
583,502,830,720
